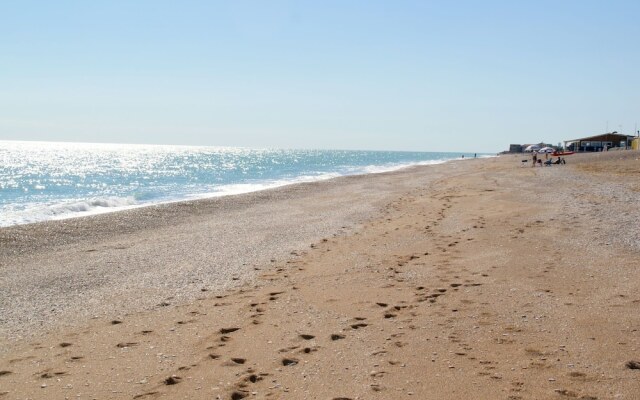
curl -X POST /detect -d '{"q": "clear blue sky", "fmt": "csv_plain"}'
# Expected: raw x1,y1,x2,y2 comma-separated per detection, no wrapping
1,1,638,152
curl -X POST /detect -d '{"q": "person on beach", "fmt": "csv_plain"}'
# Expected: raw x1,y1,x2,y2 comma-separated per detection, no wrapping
532,151,537,167
552,157,566,165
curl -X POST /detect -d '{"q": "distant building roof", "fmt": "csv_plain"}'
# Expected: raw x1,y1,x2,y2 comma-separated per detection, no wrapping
565,133,634,143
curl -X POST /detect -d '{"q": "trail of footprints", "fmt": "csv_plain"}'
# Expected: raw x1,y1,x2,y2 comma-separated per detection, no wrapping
364,190,531,396
317,189,492,396
123,286,375,399
0,193,473,400
1,187,592,400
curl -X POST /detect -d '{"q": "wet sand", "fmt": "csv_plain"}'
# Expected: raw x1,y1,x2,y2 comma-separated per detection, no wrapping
1,152,639,399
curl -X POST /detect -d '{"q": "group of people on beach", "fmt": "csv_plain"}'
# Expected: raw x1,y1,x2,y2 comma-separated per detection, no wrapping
531,151,565,167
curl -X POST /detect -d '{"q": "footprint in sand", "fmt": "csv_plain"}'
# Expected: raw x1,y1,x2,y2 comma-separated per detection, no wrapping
230,358,246,365
133,391,159,399
243,374,259,384
626,361,640,369
164,376,181,385
40,371,67,379
278,345,300,353
230,370,270,396
269,292,284,301
116,342,138,348
299,334,315,340
301,346,318,354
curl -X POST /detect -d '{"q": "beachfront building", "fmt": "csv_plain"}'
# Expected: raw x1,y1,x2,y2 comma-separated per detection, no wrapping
564,133,635,152
508,144,523,153
502,143,554,154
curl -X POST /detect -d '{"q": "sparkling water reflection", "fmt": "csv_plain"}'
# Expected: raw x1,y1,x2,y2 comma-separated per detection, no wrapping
0,141,477,226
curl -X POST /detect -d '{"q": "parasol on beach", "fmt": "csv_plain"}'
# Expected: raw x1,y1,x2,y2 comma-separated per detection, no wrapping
538,147,555,153
524,144,541,152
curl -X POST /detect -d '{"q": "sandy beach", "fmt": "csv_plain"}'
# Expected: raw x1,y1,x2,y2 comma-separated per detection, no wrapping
1,152,639,399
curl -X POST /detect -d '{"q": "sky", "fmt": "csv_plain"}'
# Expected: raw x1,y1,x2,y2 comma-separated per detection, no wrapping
1,0,638,153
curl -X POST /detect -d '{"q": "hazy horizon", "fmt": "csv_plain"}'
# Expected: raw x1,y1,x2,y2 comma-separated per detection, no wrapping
2,1,638,153
1,138,494,154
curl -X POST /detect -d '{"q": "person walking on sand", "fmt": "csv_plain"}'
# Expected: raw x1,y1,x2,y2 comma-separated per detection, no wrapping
532,151,537,167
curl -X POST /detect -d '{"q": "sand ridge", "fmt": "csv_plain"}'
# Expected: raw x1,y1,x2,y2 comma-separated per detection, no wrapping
1,153,639,399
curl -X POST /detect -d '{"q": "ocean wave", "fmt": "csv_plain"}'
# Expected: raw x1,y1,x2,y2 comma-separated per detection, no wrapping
51,197,138,215
350,159,451,175
185,172,344,200
0,196,138,227
1,141,482,228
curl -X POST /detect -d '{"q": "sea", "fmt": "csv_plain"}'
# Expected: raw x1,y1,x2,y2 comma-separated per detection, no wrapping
0,140,485,227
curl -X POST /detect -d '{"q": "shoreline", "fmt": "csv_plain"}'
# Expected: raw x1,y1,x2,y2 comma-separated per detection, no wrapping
1,152,639,399
1,141,483,229
0,159,444,229
0,158,471,253
0,159,472,345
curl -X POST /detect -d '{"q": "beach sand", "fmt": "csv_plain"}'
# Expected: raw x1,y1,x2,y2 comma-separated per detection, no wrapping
1,152,639,399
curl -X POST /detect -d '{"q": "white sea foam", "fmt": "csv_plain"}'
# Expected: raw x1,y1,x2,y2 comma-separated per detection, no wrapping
186,172,344,200
356,159,450,174
1,140,483,227
0,197,138,227
0,160,459,227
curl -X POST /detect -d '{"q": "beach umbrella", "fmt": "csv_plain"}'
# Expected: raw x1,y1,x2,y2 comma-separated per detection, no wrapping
524,145,540,152
538,147,555,153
